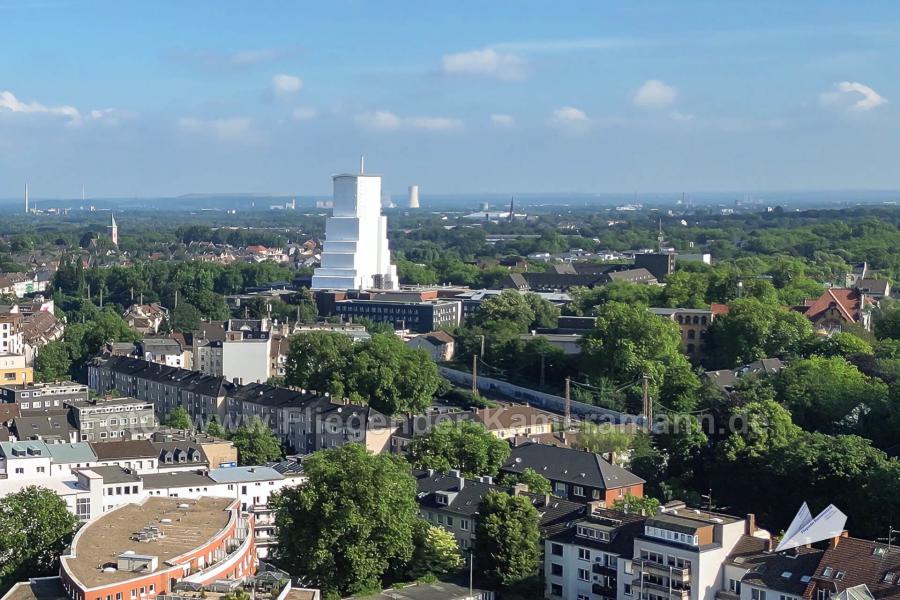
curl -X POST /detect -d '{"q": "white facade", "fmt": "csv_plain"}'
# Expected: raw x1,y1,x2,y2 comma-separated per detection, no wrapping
312,171,398,290
222,333,271,384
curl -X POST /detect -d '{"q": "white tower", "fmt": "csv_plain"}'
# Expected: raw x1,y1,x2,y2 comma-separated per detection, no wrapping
408,185,420,209
311,161,398,290
24,183,29,214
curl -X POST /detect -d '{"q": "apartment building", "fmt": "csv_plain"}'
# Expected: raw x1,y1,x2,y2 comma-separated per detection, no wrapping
0,381,89,413
501,442,645,505
66,397,156,442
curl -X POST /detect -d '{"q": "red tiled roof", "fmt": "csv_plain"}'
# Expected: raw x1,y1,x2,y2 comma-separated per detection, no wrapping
807,536,900,600
710,303,730,316
800,288,873,323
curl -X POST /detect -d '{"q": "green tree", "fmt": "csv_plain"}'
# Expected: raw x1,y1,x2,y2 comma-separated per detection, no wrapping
406,521,463,579
231,416,283,465
809,332,873,358
273,444,419,596
707,298,814,367
346,335,443,414
474,491,541,588
0,486,78,594
499,467,552,495
284,332,354,397
33,341,72,382
580,302,701,413
205,416,226,438
523,293,560,329
164,406,192,430
407,421,511,477
576,423,636,454
474,290,535,332
874,301,900,340
611,493,660,516
169,301,202,332
775,356,888,434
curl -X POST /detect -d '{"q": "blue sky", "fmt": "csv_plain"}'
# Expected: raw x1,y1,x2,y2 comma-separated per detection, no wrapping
1,0,899,198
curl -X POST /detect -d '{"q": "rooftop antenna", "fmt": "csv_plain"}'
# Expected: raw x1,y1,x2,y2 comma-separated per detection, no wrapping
657,218,664,253
360,155,365,175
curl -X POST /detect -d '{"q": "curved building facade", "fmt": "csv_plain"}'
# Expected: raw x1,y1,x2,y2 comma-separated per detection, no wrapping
59,497,255,600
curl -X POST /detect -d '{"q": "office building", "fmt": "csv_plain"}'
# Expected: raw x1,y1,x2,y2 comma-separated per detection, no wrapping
312,163,398,290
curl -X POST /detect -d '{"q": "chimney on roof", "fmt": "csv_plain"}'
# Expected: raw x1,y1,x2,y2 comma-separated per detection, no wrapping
449,469,464,489
512,483,529,496
829,531,848,549
587,499,605,515
746,513,756,536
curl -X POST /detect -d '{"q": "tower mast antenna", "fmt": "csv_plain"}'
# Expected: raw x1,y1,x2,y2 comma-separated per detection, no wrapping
360,155,365,175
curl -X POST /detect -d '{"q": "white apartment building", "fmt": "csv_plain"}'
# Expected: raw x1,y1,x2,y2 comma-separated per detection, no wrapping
222,330,272,384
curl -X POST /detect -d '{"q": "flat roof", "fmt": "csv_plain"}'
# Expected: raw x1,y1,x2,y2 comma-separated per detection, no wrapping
63,497,234,588
208,466,283,483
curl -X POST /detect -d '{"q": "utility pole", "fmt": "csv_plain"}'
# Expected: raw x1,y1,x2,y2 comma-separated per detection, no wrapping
564,377,571,430
99,287,103,309
479,334,485,358
471,354,478,395
468,551,474,599
641,374,652,430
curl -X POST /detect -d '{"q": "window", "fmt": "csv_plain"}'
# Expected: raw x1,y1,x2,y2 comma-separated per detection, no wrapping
551,563,563,577
551,584,563,597
14,468,23,474
729,579,742,594
578,548,590,561
751,589,767,600
573,485,584,497
816,591,829,600
550,543,563,556
624,584,633,596
460,519,470,531
76,498,91,520
823,568,834,578
578,595,590,600
577,568,590,581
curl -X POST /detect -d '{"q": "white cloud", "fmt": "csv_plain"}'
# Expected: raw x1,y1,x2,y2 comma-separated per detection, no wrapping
168,46,295,71
633,79,678,109
490,114,515,127
272,74,302,95
291,106,317,121
549,106,591,133
0,90,80,120
356,110,463,133
178,116,255,141
441,48,526,81
820,81,887,112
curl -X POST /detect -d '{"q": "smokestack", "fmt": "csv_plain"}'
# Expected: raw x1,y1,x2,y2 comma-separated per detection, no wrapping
24,183,29,214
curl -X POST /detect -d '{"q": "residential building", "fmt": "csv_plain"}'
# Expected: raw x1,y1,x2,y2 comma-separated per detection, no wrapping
122,303,169,335
58,497,255,599
704,359,785,394
222,329,272,384
66,397,156,442
631,502,753,600
0,381,90,413
22,310,66,365
474,405,556,440
334,298,462,333
544,505,646,600
312,165,398,290
138,338,188,368
406,331,456,361
649,308,720,360
150,429,237,469
794,288,876,333
519,331,584,355
723,533,822,600
414,469,585,551
805,535,900,600
634,253,677,281
0,313,25,355
90,439,160,472
500,442,645,504
0,353,32,385
12,410,77,443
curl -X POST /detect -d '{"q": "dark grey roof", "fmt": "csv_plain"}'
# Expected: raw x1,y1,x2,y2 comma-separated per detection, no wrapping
502,442,645,490
141,470,216,490
13,411,76,440
729,534,823,596
546,508,646,558
413,469,584,531
84,465,142,484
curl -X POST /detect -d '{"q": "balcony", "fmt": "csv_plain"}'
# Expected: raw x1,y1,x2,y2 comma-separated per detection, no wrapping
632,558,691,582
632,577,691,600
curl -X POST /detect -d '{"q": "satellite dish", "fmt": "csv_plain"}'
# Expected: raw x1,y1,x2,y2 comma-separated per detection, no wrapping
775,503,847,553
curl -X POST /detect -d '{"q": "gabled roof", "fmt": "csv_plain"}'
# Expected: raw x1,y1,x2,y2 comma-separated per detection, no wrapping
809,537,900,600
501,442,645,490
799,288,873,323
729,534,822,596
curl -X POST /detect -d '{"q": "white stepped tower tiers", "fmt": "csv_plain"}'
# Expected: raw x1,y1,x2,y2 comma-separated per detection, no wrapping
311,161,398,290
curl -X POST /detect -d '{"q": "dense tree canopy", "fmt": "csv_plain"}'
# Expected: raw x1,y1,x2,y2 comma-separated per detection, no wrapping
273,445,420,596
407,421,511,477
0,486,78,595
474,491,541,589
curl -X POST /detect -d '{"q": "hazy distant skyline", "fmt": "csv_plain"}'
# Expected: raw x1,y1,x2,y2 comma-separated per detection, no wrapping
2,1,900,198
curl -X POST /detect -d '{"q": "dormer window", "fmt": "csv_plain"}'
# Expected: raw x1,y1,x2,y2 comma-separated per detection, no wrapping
435,493,449,505
823,567,833,578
